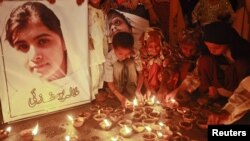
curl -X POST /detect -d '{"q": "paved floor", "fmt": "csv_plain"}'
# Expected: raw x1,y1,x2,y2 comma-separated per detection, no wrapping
0,93,209,141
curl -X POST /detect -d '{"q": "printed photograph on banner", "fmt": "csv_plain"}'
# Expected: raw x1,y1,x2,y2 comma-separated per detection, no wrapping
0,0,90,123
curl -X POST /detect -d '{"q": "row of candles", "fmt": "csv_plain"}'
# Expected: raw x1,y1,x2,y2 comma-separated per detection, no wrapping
0,96,179,141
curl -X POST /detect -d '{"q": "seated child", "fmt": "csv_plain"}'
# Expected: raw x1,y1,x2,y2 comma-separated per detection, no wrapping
177,27,201,81
136,27,179,101
104,32,143,107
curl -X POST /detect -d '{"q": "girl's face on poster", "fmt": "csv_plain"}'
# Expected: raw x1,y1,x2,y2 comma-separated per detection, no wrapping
180,43,197,58
205,41,228,56
108,16,131,39
12,20,67,81
146,38,161,57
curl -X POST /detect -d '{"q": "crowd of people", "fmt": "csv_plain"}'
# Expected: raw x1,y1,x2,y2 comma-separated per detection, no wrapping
3,0,249,125
87,0,250,125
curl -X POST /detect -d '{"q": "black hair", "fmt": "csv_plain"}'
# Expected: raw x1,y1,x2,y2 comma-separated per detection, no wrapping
5,2,64,46
112,32,134,50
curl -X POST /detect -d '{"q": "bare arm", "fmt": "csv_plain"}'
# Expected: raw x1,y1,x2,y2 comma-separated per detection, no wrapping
107,82,127,107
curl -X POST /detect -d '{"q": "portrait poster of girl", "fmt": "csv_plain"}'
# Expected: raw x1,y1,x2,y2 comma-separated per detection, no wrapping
0,0,90,123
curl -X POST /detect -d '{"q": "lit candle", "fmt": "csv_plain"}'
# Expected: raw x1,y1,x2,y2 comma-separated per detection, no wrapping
147,96,155,106
110,135,123,141
20,123,38,141
156,131,163,138
97,110,101,116
145,126,152,133
93,110,107,122
158,121,165,129
133,98,138,108
143,126,157,141
99,119,112,130
65,135,78,141
119,125,132,138
67,115,74,124
6,127,11,133
32,124,39,136
0,126,11,140
167,97,179,109
67,115,76,137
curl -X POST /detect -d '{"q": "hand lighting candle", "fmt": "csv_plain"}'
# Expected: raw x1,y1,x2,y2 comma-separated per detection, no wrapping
0,126,11,140
20,123,38,141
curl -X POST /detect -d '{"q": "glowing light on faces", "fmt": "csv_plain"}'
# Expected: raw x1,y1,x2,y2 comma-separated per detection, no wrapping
108,16,131,39
205,41,228,56
114,47,132,61
180,43,197,58
146,38,161,57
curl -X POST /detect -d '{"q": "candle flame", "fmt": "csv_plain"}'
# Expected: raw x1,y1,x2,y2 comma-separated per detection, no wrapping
67,115,74,123
110,136,119,141
156,100,160,104
145,126,152,133
151,96,155,103
104,119,111,127
124,125,131,134
65,135,70,141
169,98,176,103
158,121,164,127
133,98,138,107
32,123,39,136
6,126,11,133
157,131,163,138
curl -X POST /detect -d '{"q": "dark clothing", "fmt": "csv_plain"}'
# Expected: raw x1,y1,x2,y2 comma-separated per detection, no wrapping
198,54,250,93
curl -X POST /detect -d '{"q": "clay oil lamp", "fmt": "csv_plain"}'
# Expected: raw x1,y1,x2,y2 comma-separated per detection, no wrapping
102,106,114,115
99,118,113,130
89,104,100,113
146,96,156,106
114,107,126,115
110,135,124,141
172,135,190,141
0,127,11,140
67,115,84,128
109,113,123,123
177,107,190,115
73,117,85,128
144,106,154,114
168,124,180,132
142,126,157,141
133,112,144,122
93,110,107,122
196,119,208,130
65,135,79,141
78,111,91,120
142,118,155,126
179,121,193,131
20,124,38,141
182,111,196,123
148,109,161,121
119,125,133,138
132,122,145,133
133,107,144,114
118,119,132,128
